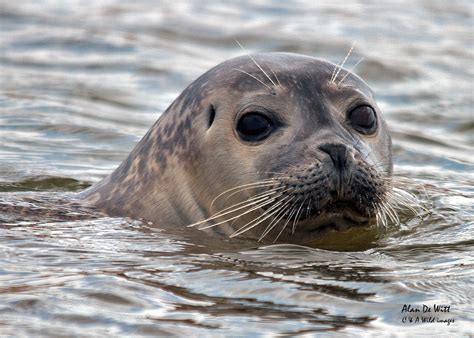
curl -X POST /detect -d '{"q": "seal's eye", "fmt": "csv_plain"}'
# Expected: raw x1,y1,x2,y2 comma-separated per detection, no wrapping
237,113,273,142
348,105,377,134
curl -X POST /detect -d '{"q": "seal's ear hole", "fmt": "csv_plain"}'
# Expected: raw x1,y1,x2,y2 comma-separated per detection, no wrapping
208,105,216,128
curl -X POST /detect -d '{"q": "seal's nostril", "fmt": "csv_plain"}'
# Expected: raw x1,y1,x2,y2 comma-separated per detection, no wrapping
318,143,348,170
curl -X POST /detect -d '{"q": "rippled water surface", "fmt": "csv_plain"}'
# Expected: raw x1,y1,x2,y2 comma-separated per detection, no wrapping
1,1,473,336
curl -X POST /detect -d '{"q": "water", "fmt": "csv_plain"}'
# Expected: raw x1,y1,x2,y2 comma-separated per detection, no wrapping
1,0,473,336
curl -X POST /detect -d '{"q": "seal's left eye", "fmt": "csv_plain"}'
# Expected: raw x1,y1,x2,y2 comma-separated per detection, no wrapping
237,113,273,142
348,105,377,134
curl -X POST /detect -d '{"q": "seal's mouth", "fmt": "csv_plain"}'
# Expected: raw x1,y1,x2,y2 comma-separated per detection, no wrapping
261,198,373,236
301,204,371,232
310,200,370,221
264,198,371,222
278,204,373,243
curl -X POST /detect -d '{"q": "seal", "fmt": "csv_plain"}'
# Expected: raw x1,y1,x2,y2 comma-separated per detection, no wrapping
80,52,393,243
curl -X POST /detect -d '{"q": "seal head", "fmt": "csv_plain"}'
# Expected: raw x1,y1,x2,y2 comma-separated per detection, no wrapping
82,53,392,243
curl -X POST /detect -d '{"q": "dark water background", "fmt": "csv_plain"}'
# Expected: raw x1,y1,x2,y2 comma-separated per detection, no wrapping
1,1,473,336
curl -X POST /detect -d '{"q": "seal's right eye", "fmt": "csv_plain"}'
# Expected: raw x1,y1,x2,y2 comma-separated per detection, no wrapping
348,105,377,135
236,113,273,142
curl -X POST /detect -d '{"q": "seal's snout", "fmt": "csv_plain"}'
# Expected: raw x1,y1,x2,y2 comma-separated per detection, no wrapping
318,143,348,171
318,142,352,199
272,142,385,227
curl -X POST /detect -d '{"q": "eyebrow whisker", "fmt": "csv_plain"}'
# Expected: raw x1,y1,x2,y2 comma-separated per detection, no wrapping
338,57,364,85
331,41,356,83
232,68,273,91
235,39,279,88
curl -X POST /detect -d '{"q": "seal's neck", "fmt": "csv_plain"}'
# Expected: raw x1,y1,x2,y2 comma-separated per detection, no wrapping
79,144,206,226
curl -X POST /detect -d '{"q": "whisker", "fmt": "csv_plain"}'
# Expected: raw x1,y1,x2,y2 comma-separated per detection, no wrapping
197,195,282,230
259,196,295,241
267,64,281,87
210,180,275,210
273,203,299,243
232,68,273,91
230,195,291,238
374,199,387,228
376,208,384,228
385,200,400,225
383,201,392,226
192,197,271,229
330,61,341,84
292,197,307,235
337,57,364,85
210,189,280,220
305,197,313,220
234,39,278,87
392,187,427,212
386,190,419,215
197,186,292,230
188,192,276,228
224,185,280,206
385,184,431,222
372,202,380,228
377,205,387,228
331,41,356,83
378,201,391,225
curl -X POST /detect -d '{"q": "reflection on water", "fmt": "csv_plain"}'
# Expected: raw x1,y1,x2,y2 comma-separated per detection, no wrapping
1,0,473,335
